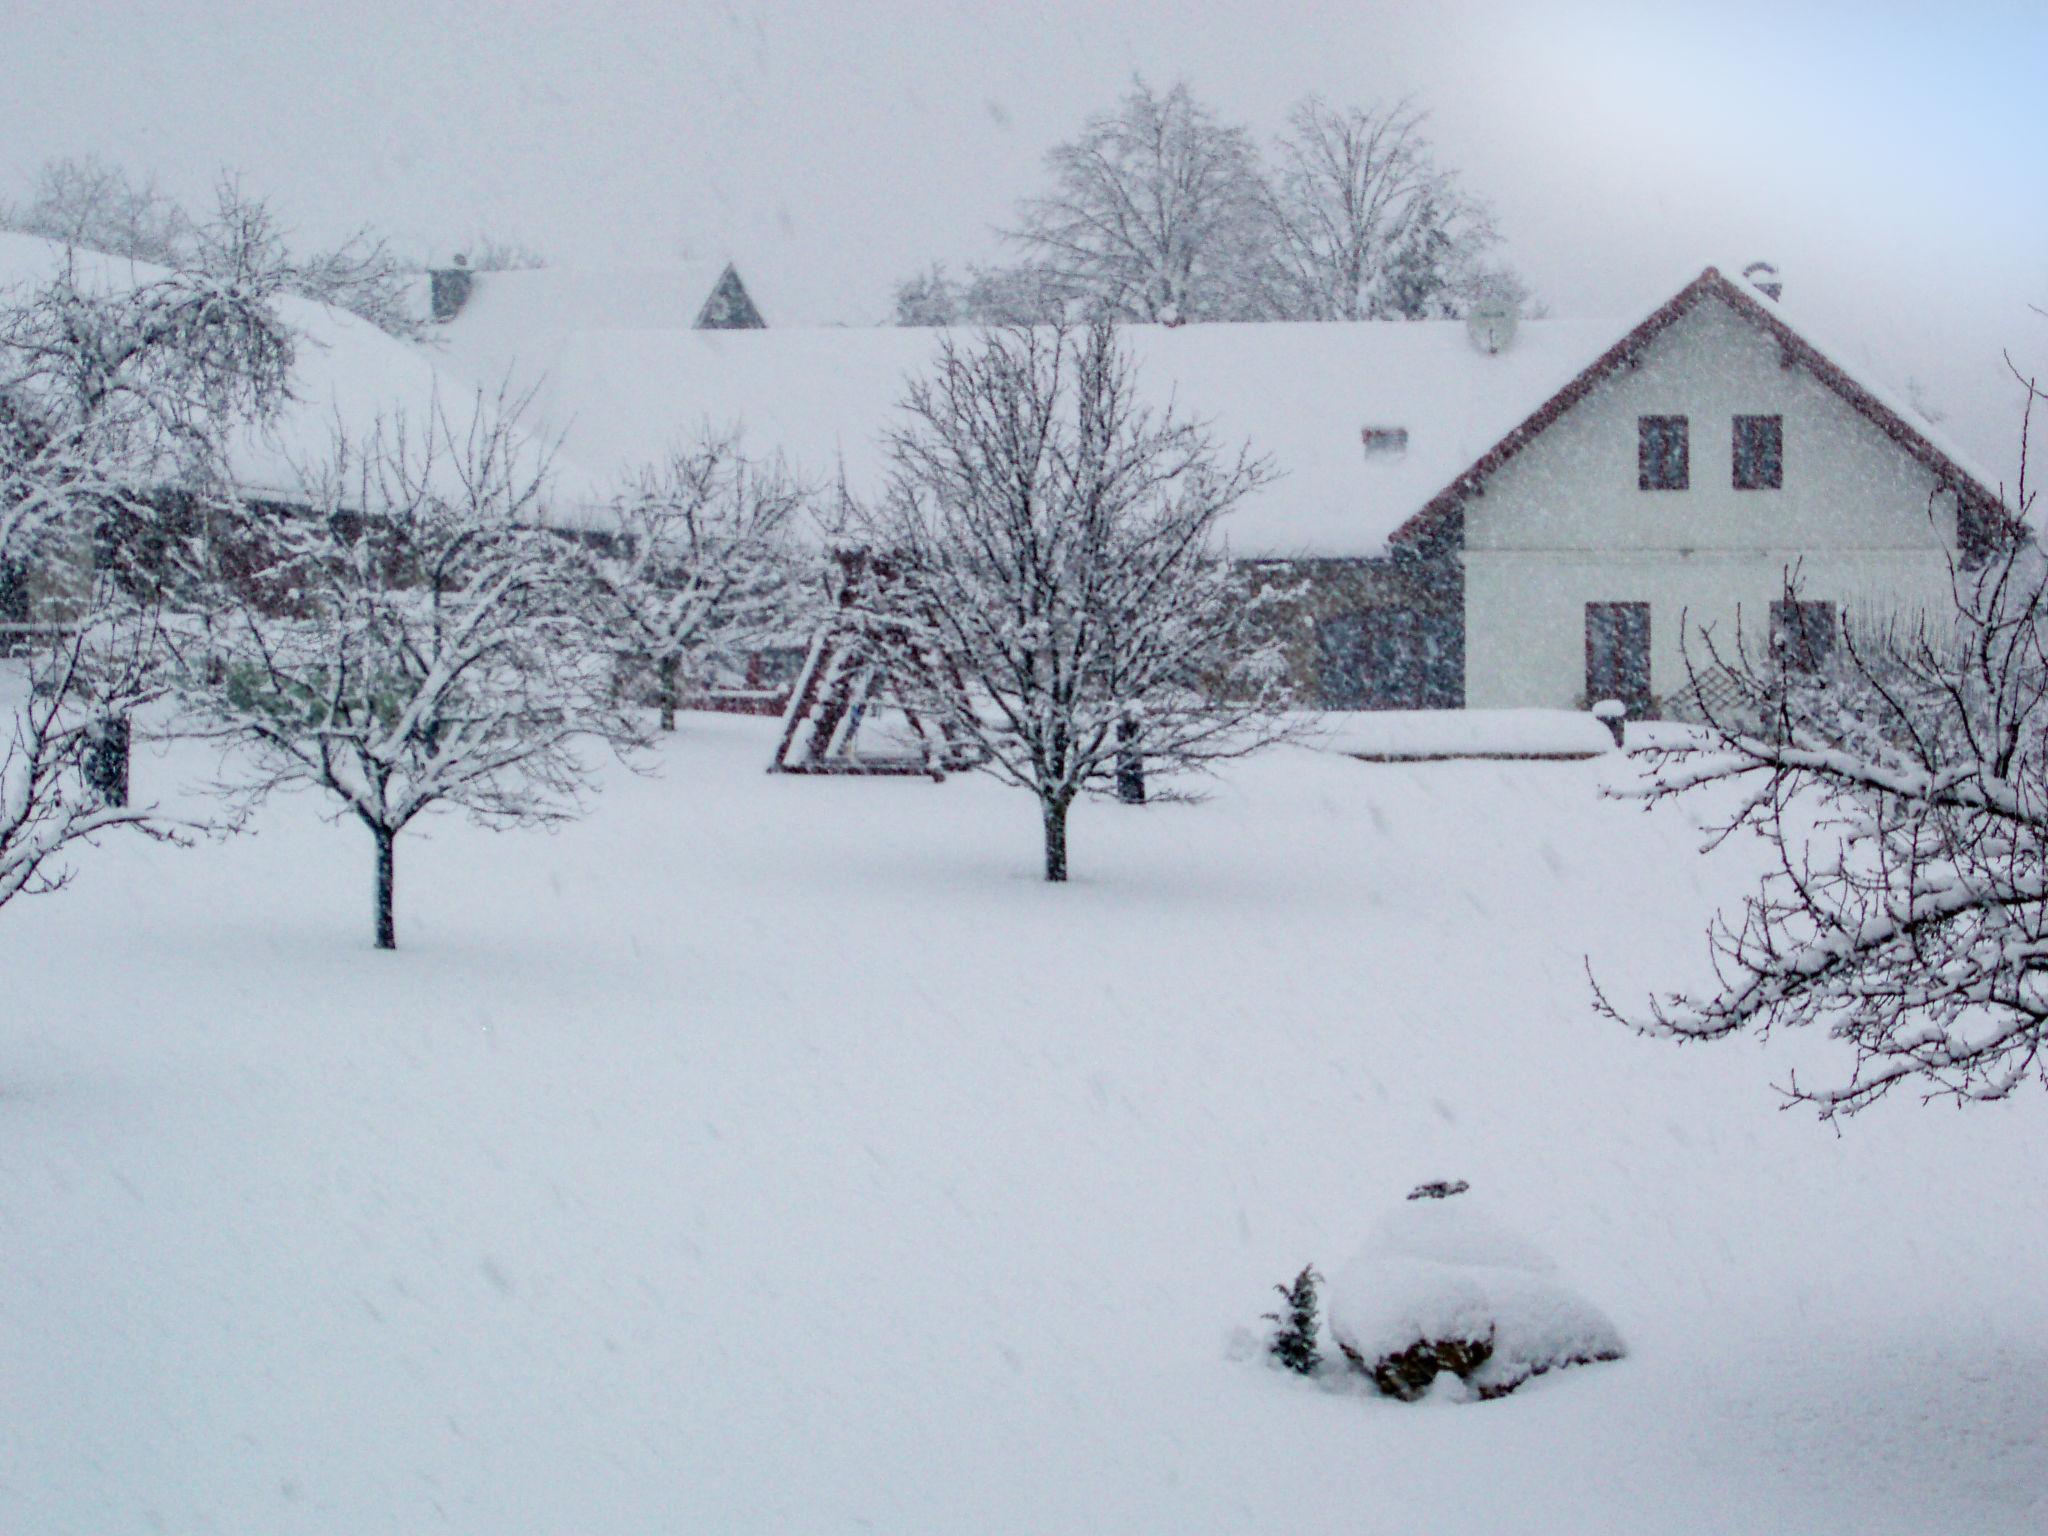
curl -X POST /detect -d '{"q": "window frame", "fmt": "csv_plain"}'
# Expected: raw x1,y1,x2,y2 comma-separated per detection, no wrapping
1638,415,1690,491
1733,414,1784,490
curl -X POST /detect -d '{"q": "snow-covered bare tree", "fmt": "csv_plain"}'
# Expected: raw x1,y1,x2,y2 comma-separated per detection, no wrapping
287,227,424,341
0,196,295,576
893,263,963,327
0,189,298,914
188,397,645,949
583,431,807,730
5,158,427,340
2,155,195,267
1264,98,1520,322
893,260,1085,326
1594,383,2045,1118
861,319,1294,882
1011,79,1272,324
0,591,182,912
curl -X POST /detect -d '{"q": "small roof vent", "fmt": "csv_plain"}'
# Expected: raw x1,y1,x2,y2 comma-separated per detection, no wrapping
1465,297,1518,355
1742,261,1783,301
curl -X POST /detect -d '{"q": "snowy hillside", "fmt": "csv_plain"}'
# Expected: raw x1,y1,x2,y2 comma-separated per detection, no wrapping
4,718,2045,1534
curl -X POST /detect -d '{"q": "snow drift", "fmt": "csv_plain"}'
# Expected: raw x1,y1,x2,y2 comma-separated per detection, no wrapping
1326,1185,1625,1400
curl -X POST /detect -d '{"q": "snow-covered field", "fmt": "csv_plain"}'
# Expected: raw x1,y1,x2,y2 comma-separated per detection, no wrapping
5,716,2046,1534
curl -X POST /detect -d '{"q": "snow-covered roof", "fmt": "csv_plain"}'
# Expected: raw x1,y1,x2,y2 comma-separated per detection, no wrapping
518,316,1624,558
0,232,594,515
429,261,764,391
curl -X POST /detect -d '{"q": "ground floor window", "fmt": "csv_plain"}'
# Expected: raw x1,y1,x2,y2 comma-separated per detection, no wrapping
1318,608,1453,709
1585,601,1653,716
1770,599,1836,673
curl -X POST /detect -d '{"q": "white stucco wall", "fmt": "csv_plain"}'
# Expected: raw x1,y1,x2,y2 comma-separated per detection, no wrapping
1462,294,1961,710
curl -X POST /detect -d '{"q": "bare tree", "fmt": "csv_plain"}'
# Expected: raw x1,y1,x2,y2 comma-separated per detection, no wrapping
1594,378,2045,1118
2,154,195,266
0,190,298,916
1011,79,1272,324
4,157,429,340
861,320,1293,882
288,228,425,341
1264,98,1516,322
188,398,645,949
464,235,548,273
0,593,180,912
582,431,808,730
0,192,295,574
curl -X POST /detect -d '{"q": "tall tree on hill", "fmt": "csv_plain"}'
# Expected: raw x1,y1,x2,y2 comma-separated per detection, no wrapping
1263,98,1516,321
861,320,1294,882
1594,373,2048,1119
189,397,646,949
1010,79,1273,324
582,431,808,730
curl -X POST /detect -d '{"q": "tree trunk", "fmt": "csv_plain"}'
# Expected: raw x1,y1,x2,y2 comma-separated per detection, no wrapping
657,654,680,732
1116,716,1145,805
373,826,397,950
1042,796,1070,883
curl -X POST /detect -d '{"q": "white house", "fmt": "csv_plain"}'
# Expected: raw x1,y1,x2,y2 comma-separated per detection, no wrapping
1387,266,2007,714
442,261,2003,715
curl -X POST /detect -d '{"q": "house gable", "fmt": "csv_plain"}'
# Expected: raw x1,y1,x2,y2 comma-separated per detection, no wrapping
694,263,766,329
1389,268,2010,556
1465,292,1968,560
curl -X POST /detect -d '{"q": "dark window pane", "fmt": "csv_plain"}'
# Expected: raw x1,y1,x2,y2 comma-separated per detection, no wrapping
1638,416,1689,490
1734,415,1783,489
1317,609,1443,709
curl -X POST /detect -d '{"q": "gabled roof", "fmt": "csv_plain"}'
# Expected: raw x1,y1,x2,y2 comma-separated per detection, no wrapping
1387,266,2009,548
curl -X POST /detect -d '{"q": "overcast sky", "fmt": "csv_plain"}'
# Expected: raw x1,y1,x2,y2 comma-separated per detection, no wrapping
7,0,2043,472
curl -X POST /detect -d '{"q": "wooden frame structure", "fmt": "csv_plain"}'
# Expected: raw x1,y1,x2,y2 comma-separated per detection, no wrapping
769,550,982,779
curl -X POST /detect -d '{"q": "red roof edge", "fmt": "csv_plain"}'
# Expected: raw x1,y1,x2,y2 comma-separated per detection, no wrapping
1387,266,2011,549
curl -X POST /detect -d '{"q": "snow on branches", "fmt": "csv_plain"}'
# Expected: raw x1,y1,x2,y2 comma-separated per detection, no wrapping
1596,386,2048,1118
188,395,645,948
582,432,809,731
0,599,179,911
859,318,1296,882
0,199,296,573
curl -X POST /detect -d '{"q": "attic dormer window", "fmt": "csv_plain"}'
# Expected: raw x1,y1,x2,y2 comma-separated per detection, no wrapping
1361,426,1408,459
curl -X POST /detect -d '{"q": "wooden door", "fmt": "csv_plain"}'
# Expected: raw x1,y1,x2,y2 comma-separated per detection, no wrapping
1585,602,1652,716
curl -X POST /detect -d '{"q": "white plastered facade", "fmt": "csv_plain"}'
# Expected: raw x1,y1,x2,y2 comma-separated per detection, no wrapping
1462,294,1963,711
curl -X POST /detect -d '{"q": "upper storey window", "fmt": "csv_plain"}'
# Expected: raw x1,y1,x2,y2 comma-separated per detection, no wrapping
1733,415,1784,489
1638,415,1689,490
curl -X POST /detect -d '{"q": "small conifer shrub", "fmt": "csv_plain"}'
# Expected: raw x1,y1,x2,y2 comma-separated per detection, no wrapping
1264,1264,1323,1375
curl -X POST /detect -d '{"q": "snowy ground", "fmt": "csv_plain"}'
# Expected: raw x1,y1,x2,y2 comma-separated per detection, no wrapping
5,716,2046,1534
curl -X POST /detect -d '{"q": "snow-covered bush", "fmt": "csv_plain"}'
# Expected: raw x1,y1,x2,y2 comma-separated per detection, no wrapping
1326,1183,1623,1401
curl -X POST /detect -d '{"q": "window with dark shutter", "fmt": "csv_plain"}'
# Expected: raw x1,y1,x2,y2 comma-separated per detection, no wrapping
1733,415,1783,489
1770,599,1835,672
1638,416,1689,490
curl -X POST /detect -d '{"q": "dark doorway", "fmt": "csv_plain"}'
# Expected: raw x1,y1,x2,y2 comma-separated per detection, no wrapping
1585,602,1653,716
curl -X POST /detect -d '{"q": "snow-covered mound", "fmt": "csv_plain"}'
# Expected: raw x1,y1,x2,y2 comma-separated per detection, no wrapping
1326,1188,1625,1400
